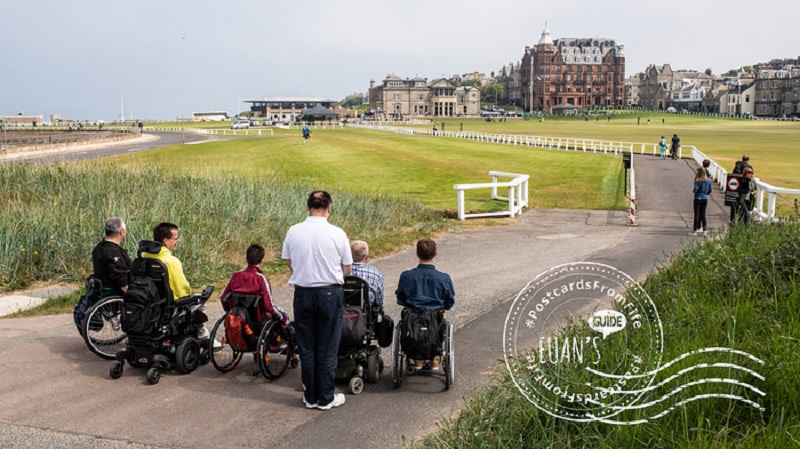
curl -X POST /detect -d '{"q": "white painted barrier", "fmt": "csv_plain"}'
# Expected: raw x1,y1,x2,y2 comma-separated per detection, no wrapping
691,148,800,222
453,171,529,220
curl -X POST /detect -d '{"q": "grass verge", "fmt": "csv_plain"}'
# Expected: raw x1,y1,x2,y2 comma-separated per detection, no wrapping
412,222,800,448
0,163,450,292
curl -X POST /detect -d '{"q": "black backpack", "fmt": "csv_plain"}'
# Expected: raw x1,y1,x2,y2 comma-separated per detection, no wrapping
121,276,162,335
401,308,441,360
341,306,367,346
73,276,102,335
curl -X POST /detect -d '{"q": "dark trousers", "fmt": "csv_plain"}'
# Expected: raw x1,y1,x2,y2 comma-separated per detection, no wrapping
693,198,708,231
293,286,343,407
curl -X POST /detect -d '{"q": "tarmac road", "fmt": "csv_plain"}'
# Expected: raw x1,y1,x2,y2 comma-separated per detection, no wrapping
0,154,728,448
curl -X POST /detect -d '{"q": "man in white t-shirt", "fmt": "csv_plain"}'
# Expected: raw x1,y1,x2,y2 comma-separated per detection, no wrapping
282,191,353,411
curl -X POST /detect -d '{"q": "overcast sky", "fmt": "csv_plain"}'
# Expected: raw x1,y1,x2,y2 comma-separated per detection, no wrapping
1,0,797,120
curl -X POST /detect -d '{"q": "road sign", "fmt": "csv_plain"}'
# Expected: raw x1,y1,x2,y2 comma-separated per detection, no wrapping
725,174,743,206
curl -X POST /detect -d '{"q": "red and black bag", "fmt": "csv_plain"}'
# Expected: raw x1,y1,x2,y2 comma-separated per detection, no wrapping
225,308,257,351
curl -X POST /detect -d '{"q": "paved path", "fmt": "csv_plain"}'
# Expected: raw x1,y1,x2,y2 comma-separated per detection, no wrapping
0,154,728,448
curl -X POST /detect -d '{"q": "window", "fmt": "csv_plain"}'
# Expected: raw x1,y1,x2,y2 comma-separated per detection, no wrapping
393,94,400,101
745,94,750,103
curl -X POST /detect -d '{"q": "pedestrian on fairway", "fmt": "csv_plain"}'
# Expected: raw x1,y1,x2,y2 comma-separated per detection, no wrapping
432,125,438,136
442,122,445,131
671,134,681,160
282,191,353,411
302,126,311,144
690,167,713,236
647,118,651,125
658,136,667,160
637,116,640,125
662,117,665,125
607,115,610,122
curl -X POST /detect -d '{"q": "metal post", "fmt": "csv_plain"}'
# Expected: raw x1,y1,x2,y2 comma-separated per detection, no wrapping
181,115,185,144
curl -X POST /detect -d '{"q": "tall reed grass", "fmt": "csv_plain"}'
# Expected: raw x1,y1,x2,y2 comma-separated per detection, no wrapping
412,223,800,448
0,163,449,291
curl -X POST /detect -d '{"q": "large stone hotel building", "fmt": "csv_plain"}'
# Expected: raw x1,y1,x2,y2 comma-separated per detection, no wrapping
520,26,626,111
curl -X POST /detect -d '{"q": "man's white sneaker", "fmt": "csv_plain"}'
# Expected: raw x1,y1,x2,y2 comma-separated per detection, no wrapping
303,397,318,409
318,393,345,410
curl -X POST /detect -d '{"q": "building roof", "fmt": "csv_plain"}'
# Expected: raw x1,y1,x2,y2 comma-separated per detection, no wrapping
301,104,337,116
244,96,335,103
538,24,553,45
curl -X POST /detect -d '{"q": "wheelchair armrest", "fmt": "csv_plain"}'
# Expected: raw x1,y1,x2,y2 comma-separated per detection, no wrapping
175,294,202,308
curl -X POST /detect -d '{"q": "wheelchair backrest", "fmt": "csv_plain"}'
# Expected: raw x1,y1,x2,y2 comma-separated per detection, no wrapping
344,275,369,309
223,292,262,322
130,256,173,303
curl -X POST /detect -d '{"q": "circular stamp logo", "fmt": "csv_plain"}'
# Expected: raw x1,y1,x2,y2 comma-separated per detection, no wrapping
503,262,663,422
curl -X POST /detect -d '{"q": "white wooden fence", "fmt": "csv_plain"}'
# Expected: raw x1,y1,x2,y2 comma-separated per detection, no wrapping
691,148,800,222
453,171,529,220
352,122,685,158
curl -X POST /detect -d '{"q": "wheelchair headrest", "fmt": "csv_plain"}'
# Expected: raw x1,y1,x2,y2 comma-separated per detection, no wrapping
138,240,162,256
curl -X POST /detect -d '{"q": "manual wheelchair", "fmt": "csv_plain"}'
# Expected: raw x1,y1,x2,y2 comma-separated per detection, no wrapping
109,241,214,385
208,292,297,380
80,276,127,360
391,308,454,390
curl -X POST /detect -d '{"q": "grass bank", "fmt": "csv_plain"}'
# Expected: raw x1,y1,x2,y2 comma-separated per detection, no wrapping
0,163,449,292
111,129,626,212
413,223,800,448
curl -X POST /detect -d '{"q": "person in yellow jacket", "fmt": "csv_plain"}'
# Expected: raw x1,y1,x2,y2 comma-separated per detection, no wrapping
143,222,208,340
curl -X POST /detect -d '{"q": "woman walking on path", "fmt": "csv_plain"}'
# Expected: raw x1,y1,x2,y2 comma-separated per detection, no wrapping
691,167,713,236
658,136,667,160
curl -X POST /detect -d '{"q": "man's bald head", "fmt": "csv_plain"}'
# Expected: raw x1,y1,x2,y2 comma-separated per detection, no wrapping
351,240,369,262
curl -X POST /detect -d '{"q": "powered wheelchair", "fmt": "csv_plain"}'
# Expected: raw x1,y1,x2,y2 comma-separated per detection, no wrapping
109,240,214,385
335,275,392,395
391,307,454,390
208,291,297,380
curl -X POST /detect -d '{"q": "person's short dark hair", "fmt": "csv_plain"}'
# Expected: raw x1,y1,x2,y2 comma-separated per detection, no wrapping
416,238,436,261
246,244,265,266
742,154,749,162
702,159,710,168
153,222,178,243
307,190,332,210
105,217,125,237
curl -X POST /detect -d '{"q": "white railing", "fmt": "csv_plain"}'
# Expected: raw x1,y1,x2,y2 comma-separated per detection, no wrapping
453,171,529,220
143,127,275,136
691,148,800,222
352,122,678,157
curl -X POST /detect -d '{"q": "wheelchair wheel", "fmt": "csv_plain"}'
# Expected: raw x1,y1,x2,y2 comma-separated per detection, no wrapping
349,376,364,395
391,321,403,388
176,338,201,374
444,322,454,389
366,349,379,384
257,320,290,380
209,316,243,373
109,362,123,379
146,367,160,385
82,296,126,360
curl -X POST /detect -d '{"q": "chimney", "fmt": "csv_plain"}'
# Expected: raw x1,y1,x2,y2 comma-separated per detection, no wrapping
369,79,375,88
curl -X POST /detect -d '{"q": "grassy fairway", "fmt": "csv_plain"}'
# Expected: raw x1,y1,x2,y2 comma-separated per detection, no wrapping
432,114,800,191
112,129,626,212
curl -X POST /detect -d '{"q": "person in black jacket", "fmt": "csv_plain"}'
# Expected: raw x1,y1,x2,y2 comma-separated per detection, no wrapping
91,217,131,297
